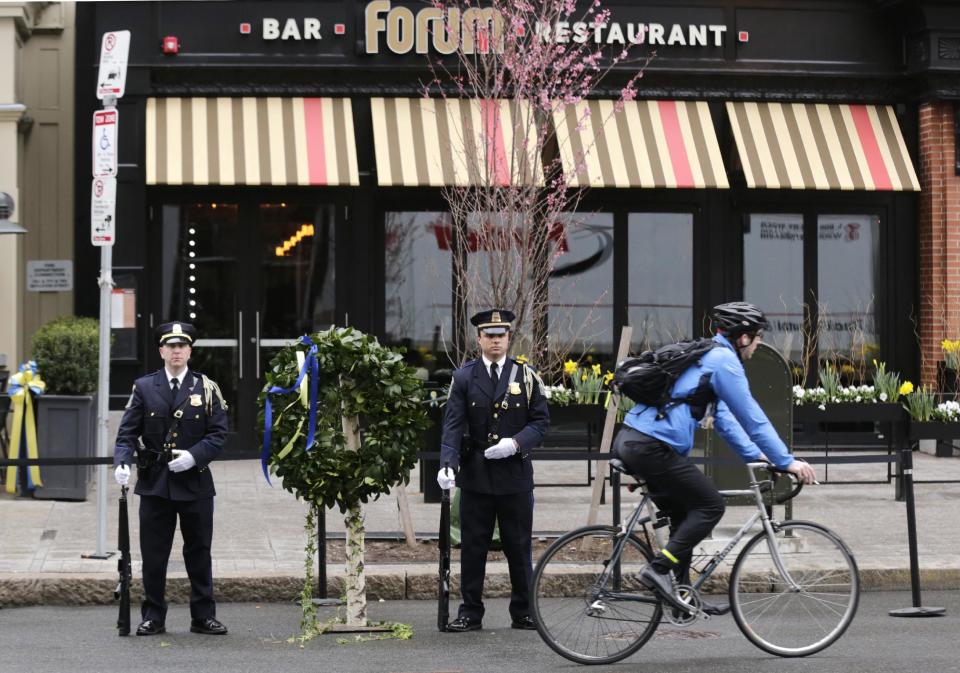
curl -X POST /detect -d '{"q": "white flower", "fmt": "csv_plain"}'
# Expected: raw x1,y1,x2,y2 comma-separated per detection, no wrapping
880,392,888,401
818,403,826,410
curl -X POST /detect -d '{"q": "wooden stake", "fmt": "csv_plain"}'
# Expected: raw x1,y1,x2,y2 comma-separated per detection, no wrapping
395,483,418,548
586,326,633,527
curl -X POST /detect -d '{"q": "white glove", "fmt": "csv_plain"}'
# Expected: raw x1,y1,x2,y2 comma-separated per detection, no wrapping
114,464,131,486
437,467,456,490
484,437,518,460
168,449,197,473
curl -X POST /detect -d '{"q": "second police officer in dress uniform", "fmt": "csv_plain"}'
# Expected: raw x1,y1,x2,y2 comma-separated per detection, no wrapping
113,321,229,637
437,309,550,632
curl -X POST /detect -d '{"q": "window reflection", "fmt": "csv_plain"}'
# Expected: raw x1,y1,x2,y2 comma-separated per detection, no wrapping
628,213,693,351
743,213,804,370
384,212,454,374
548,213,614,359
817,214,880,377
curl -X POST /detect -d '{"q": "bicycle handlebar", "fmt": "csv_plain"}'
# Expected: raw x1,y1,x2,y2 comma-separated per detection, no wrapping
751,462,804,504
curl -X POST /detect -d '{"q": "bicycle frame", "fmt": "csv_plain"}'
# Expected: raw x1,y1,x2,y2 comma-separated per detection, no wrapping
597,461,801,607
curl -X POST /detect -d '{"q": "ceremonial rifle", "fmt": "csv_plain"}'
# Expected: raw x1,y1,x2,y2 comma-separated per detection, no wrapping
115,485,132,636
437,462,451,632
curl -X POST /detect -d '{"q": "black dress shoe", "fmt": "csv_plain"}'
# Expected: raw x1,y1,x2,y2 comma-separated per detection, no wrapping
190,617,228,635
136,620,166,636
510,615,536,630
446,616,482,632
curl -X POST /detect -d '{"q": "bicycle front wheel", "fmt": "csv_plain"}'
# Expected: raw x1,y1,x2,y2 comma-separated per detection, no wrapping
730,520,860,657
531,525,662,665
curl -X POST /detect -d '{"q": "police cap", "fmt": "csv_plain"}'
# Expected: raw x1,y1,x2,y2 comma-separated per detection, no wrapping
470,309,514,335
156,321,196,346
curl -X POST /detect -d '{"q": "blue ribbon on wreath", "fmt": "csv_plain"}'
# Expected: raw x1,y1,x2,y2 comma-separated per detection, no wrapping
261,335,319,483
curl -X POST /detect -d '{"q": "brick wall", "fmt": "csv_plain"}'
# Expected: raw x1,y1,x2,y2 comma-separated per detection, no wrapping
918,101,960,386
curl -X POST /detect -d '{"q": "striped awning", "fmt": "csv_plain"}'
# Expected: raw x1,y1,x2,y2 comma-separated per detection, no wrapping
371,98,544,187
552,100,728,189
146,97,359,186
726,102,920,191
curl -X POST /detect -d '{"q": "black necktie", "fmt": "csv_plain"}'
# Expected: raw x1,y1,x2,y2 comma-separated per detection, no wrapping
170,377,179,401
490,362,499,389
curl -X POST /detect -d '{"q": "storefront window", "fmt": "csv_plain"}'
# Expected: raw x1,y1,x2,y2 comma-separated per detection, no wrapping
384,212,454,374
817,214,880,376
548,213,614,360
743,213,805,373
628,213,693,351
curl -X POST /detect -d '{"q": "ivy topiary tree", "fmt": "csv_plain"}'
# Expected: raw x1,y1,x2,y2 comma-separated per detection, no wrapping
258,327,429,629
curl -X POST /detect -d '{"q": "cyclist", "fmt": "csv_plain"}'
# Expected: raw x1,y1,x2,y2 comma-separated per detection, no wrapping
613,301,817,615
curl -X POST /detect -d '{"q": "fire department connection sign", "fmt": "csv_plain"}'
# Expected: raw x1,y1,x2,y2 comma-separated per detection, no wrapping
90,176,116,246
96,30,130,99
92,109,118,177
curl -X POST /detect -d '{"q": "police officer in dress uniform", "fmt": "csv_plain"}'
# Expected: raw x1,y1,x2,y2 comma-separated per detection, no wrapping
113,321,229,636
437,309,550,632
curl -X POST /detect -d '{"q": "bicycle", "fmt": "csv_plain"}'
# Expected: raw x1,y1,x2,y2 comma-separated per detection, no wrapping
531,459,860,665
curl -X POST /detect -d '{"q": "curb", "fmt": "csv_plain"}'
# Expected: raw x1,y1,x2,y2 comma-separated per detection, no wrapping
3,568,959,607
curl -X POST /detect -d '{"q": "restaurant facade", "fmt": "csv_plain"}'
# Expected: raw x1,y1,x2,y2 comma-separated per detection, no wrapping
72,1,960,449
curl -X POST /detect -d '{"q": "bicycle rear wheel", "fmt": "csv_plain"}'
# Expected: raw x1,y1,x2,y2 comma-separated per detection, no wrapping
531,525,662,665
730,520,859,657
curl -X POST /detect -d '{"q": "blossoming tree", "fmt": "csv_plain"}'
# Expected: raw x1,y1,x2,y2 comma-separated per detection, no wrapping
423,0,652,373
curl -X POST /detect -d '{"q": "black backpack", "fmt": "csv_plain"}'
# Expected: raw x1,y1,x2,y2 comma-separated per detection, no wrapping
612,339,718,416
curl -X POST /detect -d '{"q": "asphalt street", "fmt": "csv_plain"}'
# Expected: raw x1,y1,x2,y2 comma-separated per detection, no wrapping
0,592,956,673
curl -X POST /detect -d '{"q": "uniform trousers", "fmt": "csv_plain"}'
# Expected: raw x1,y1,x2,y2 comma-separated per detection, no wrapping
458,488,534,622
139,494,216,622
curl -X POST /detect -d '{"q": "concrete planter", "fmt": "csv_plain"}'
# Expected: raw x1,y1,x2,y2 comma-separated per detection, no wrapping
33,394,97,500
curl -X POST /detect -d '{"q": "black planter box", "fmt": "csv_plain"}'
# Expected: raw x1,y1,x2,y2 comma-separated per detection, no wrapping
908,421,960,441
34,394,96,501
794,402,905,424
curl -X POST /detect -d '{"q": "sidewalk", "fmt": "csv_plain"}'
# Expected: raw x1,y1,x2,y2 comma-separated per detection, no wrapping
2,432,960,606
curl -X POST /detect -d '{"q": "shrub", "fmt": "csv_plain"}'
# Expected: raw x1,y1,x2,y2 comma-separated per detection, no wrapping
32,316,100,395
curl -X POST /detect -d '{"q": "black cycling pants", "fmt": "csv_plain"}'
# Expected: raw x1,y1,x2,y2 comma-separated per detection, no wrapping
613,426,725,577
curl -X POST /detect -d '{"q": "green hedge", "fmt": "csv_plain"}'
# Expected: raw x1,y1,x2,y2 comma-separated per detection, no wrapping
32,316,100,395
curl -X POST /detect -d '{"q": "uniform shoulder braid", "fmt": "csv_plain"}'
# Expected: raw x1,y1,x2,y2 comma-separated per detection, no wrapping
197,372,229,413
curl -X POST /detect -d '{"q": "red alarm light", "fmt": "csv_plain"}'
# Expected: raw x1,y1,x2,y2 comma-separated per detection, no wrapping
162,36,180,54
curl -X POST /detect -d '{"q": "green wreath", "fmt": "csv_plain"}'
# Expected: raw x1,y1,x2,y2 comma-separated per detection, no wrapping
257,327,430,512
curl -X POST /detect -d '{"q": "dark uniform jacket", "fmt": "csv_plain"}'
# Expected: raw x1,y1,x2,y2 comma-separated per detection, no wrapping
113,369,228,501
440,358,549,495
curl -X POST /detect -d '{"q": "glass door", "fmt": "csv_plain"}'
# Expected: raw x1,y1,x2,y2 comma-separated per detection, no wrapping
247,201,338,398
156,203,243,435
154,200,340,453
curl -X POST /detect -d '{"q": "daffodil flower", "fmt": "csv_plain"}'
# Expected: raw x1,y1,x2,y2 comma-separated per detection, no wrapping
899,381,914,396
563,360,578,375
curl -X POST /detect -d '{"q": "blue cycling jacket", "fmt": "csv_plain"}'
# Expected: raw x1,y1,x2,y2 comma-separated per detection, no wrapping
623,334,795,469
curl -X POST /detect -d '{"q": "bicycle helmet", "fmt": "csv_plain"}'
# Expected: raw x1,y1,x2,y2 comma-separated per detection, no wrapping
710,302,769,338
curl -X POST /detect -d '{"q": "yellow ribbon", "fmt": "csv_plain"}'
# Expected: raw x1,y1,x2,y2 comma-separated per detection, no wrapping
5,367,46,494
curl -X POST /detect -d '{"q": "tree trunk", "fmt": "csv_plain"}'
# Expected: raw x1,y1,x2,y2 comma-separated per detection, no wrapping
344,502,367,626
341,411,366,626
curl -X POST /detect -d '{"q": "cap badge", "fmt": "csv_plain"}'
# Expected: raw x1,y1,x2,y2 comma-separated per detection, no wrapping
492,311,501,323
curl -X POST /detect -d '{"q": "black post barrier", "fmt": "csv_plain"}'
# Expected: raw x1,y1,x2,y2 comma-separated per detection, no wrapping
611,466,621,528
312,506,342,606
889,445,946,617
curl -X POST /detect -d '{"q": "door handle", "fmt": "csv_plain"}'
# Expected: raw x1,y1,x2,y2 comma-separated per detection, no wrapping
238,310,243,380
255,310,261,375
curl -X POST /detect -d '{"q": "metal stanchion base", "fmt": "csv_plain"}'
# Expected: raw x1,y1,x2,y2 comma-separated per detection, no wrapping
311,598,344,606
81,552,115,559
889,606,946,617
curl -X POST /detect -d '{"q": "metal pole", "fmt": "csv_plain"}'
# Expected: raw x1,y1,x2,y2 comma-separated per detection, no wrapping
313,505,341,606
93,244,113,558
889,444,945,617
